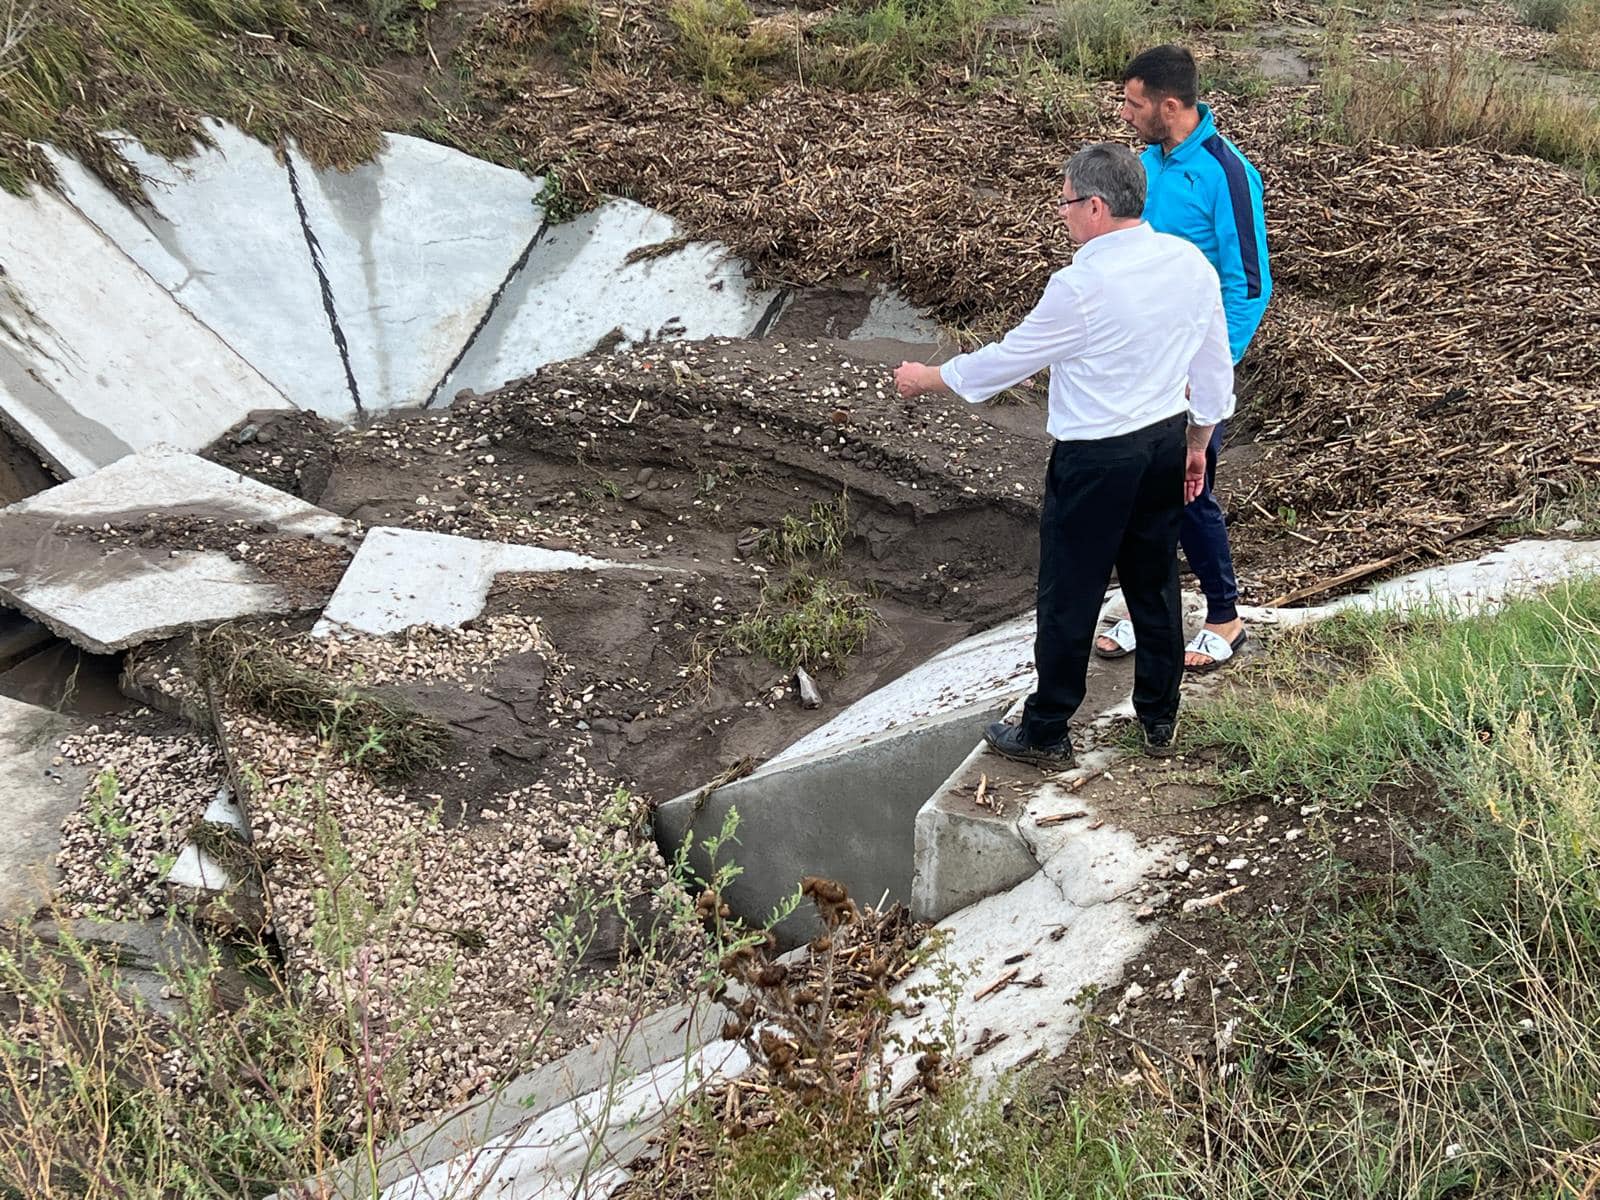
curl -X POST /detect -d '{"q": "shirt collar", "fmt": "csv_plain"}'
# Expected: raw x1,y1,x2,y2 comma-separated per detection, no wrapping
1073,221,1152,264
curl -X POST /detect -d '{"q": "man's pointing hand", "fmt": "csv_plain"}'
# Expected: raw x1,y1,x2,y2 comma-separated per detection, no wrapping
894,362,949,400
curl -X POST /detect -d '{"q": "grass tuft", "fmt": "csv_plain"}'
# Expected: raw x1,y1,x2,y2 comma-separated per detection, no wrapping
667,0,782,101
755,492,852,569
808,0,1020,91
729,573,875,673
1325,41,1600,191
1191,578,1600,806
196,623,451,782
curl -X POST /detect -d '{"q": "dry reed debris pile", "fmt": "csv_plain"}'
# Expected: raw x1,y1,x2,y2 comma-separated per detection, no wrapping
505,80,1600,599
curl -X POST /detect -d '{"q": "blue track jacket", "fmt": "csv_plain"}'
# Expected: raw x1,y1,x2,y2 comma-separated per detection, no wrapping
1140,104,1271,364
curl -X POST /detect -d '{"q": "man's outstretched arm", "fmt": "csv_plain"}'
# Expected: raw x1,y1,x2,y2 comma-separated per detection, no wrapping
894,275,1087,401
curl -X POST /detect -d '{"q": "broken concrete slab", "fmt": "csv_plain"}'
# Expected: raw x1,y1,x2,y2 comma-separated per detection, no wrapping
283,1001,726,1199
312,527,617,637
439,199,781,401
31,914,211,1017
0,696,88,923
0,446,352,653
0,610,52,672
658,702,1013,946
286,136,544,414
45,127,355,420
166,843,238,892
888,853,1165,1088
0,177,294,478
370,1038,751,1200
770,613,1035,768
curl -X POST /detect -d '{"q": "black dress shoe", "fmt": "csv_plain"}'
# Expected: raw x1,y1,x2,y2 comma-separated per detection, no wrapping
983,721,1075,769
1143,720,1178,756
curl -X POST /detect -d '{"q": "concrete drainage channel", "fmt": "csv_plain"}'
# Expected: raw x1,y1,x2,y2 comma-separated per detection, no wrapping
5,124,1600,1200
0,119,937,479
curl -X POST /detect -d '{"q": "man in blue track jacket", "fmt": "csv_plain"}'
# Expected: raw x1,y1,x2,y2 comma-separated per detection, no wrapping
1095,45,1271,673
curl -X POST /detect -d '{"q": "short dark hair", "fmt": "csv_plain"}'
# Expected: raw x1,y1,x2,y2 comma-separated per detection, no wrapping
1122,45,1199,107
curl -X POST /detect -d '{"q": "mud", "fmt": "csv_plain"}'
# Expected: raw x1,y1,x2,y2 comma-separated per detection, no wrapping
196,337,1055,800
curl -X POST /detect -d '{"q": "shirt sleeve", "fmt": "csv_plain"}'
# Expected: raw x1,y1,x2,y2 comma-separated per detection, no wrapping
938,274,1087,404
1187,286,1235,428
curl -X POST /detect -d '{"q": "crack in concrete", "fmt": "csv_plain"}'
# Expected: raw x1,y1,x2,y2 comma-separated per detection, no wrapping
284,151,365,419
422,215,552,410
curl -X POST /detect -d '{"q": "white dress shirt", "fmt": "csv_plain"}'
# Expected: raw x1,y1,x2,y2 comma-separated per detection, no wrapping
939,222,1235,441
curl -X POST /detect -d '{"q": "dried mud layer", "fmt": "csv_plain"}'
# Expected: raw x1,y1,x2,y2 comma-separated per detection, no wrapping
207,335,1052,803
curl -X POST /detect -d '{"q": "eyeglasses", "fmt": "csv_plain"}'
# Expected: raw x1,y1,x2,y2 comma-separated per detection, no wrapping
1058,195,1094,209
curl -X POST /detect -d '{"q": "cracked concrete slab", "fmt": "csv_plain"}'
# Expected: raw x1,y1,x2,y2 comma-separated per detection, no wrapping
285,136,544,415
0,175,293,478
44,127,350,420
0,446,352,653
0,696,88,923
770,613,1035,768
279,1001,726,1200
658,702,1012,947
311,526,623,637
438,199,781,400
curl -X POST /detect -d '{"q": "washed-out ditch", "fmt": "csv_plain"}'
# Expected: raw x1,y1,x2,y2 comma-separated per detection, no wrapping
5,123,1600,1198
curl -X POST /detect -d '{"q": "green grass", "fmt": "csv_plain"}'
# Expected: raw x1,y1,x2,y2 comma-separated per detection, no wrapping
1048,0,1158,81
1324,42,1600,191
755,493,852,569
699,576,1600,1198
1190,580,1600,806
0,0,389,197
667,0,783,101
808,0,1021,91
728,573,875,673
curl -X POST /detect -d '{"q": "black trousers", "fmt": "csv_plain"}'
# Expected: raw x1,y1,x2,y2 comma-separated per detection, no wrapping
1019,413,1186,743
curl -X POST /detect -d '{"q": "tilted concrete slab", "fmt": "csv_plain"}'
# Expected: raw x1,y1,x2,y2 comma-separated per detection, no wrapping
0,696,88,923
0,179,293,477
286,136,544,414
771,613,1036,767
657,701,1012,947
278,1001,725,1199
889,822,1169,1088
45,127,356,419
312,526,619,638
0,447,351,653
372,1039,751,1200
440,200,781,400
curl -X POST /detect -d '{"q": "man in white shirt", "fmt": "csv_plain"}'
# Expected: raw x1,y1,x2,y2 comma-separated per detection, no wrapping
894,142,1233,766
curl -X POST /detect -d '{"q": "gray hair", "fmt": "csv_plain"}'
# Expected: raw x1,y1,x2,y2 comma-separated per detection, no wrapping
1063,143,1146,220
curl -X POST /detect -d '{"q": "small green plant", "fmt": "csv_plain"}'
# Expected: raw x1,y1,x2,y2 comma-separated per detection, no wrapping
729,573,875,672
87,769,133,842
1050,0,1159,81
536,162,589,224
808,0,1021,91
667,0,781,101
754,493,852,568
